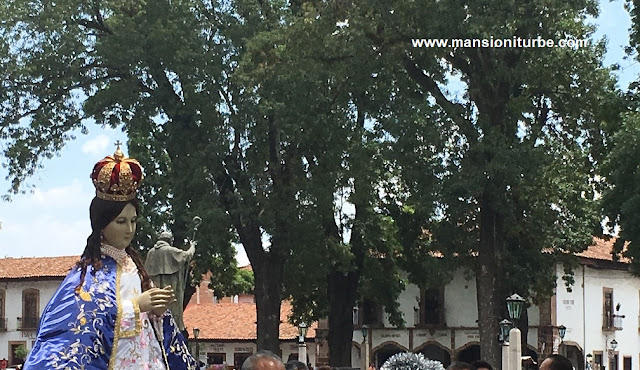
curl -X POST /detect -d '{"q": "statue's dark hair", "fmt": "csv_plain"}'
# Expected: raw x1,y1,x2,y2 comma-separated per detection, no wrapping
75,196,151,292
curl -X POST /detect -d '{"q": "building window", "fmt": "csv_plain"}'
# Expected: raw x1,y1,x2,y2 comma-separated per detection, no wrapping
594,352,603,370
609,354,619,370
603,288,623,330
207,353,226,366
0,289,6,331
623,357,631,370
21,289,39,331
357,299,384,327
419,288,445,327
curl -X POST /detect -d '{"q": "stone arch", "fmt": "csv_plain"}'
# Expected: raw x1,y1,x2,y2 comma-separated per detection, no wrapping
562,341,584,370
372,341,409,368
455,342,481,364
414,341,453,368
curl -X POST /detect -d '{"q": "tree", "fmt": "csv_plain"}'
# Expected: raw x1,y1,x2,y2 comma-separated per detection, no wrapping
338,0,622,366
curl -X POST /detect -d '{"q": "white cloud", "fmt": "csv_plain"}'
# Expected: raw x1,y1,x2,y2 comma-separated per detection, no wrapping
82,135,111,156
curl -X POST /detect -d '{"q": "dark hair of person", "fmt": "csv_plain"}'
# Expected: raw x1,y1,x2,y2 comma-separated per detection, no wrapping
75,197,151,292
471,361,493,370
543,355,573,370
286,360,308,370
241,350,284,370
447,362,475,370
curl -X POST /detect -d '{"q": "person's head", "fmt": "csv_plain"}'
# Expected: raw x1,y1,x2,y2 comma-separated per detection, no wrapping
242,351,285,370
158,231,174,245
77,145,147,291
285,360,308,370
93,198,139,250
447,362,475,370
540,355,573,370
471,361,493,370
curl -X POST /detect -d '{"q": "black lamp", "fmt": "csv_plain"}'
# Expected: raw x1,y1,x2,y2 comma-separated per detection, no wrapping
611,339,618,351
506,293,526,321
193,327,200,366
361,324,369,341
298,322,308,344
558,325,566,340
500,319,512,342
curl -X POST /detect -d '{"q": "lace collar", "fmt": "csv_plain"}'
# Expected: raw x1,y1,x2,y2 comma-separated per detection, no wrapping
100,243,131,266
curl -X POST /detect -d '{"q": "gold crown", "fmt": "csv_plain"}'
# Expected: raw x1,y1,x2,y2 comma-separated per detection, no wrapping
90,142,144,201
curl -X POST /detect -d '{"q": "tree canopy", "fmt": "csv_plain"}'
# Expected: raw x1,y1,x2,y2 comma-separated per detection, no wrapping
0,0,627,365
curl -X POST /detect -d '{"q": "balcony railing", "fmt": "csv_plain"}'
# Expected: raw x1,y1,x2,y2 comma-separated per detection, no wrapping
0,318,6,331
603,312,624,331
18,316,39,331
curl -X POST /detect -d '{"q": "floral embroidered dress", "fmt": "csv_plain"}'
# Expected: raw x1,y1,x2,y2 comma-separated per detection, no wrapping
105,244,166,369
24,245,197,370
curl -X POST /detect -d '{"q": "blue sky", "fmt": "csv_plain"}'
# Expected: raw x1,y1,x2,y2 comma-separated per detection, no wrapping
0,0,638,262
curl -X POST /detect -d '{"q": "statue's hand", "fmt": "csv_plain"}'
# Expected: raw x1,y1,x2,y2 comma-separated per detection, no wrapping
137,286,176,315
190,240,197,249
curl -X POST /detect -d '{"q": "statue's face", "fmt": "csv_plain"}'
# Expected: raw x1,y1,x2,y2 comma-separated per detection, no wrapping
102,203,137,250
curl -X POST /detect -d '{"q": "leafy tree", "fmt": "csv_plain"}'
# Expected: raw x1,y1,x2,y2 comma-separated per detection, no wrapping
336,0,622,366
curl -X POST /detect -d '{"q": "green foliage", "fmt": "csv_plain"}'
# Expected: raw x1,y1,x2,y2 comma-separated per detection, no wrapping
14,344,28,360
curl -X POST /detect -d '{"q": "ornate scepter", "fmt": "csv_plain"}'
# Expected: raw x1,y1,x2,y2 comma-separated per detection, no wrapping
181,216,202,315
191,216,202,242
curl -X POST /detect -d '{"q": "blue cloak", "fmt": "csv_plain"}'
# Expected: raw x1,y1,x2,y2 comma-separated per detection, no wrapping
23,256,197,369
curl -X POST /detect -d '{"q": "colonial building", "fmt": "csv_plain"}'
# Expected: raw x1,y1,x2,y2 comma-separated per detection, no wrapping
338,238,639,370
0,256,77,367
182,270,318,369
0,238,637,370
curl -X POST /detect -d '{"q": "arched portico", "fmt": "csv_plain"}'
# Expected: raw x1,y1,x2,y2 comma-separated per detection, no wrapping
372,342,409,368
414,341,453,368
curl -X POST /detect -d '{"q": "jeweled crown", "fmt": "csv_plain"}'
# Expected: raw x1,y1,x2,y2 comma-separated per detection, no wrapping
90,142,144,201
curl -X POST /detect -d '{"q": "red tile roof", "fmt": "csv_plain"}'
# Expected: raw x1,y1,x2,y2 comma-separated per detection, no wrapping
0,255,78,279
577,237,629,263
183,300,317,341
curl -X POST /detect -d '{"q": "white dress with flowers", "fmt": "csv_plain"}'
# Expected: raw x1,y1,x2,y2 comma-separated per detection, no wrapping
109,248,166,369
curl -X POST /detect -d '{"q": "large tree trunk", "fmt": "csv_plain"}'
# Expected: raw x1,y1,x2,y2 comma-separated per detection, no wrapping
476,197,501,369
327,270,359,367
253,252,285,354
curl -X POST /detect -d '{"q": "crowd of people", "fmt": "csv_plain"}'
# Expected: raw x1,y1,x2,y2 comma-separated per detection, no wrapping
235,351,574,370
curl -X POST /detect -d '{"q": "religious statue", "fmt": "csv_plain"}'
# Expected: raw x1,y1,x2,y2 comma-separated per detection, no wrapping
145,229,196,332
24,143,197,369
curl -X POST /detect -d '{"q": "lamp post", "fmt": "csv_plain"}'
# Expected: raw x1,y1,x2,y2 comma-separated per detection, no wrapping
193,327,200,369
557,325,566,356
500,319,512,370
298,322,309,364
586,353,593,370
609,339,618,363
506,294,526,370
361,325,369,370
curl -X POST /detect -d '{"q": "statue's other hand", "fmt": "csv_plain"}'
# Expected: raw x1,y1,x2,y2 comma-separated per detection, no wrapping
138,287,175,315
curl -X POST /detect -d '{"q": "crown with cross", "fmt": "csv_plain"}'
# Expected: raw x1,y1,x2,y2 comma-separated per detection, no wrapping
90,141,144,201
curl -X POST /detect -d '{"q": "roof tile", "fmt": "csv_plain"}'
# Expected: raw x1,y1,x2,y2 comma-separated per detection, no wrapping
0,255,78,279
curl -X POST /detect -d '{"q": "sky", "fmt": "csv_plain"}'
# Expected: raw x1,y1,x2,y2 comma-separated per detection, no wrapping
0,1,639,263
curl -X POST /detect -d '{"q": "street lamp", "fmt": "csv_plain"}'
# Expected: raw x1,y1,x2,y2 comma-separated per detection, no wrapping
506,294,526,321
557,325,566,356
500,319,512,343
505,294,526,370
610,339,618,351
193,327,200,368
500,319,512,370
361,325,369,370
558,325,566,340
298,322,308,363
586,353,593,370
